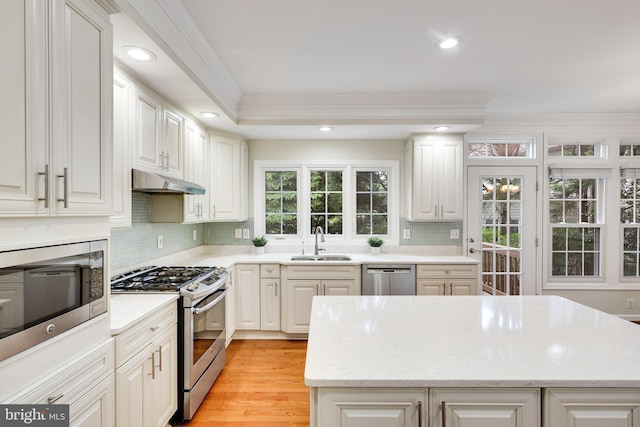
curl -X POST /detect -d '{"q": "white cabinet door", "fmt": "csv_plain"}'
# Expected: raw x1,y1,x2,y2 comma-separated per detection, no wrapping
151,327,178,427
111,70,132,228
162,108,183,178
184,121,208,222
133,85,162,173
260,278,280,331
235,264,261,330
545,389,640,427
282,280,318,334
209,133,248,221
323,280,356,296
430,388,540,427
116,343,154,427
317,388,426,427
406,134,462,221
0,0,48,215
70,375,115,427
50,0,112,215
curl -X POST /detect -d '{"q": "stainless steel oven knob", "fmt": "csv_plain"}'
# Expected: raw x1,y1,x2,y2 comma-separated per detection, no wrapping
46,324,56,335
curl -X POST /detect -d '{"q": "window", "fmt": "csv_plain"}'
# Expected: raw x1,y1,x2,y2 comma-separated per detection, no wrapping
256,161,398,244
549,177,602,277
310,170,343,234
467,138,533,158
264,170,298,235
621,168,640,277
355,171,389,235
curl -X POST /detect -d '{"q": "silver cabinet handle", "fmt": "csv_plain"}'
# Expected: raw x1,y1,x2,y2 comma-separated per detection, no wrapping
38,164,49,208
434,204,438,218
150,325,159,332
157,345,163,372
417,400,423,427
442,282,446,295
47,393,64,404
275,282,278,297
448,283,452,295
164,153,169,170
441,205,444,218
469,248,478,253
158,152,165,169
441,401,446,427
148,352,156,379
57,167,68,208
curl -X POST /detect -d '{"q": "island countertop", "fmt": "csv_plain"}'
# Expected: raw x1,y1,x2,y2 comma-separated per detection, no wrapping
304,295,640,388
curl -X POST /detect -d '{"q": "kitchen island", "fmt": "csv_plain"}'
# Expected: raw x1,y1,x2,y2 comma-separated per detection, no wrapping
304,295,640,426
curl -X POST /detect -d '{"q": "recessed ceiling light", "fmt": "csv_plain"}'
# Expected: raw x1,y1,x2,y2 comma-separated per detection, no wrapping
438,37,459,49
434,125,451,131
201,112,219,118
124,46,157,61
318,126,333,132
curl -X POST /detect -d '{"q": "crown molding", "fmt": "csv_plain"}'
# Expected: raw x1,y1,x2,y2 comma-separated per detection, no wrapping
238,92,492,125
113,0,241,120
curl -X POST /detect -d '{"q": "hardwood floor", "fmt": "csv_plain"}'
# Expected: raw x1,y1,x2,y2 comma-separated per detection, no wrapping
184,340,310,427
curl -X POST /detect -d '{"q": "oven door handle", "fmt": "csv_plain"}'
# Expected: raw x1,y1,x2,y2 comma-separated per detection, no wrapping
192,289,227,315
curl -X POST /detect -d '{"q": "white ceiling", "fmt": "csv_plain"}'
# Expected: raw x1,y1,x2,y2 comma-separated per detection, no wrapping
111,0,640,140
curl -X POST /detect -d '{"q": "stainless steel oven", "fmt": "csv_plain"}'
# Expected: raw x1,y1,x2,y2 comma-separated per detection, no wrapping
0,240,108,362
183,282,226,420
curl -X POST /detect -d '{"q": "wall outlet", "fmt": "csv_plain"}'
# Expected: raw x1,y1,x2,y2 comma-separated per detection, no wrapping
450,229,460,239
193,230,197,241
627,298,635,309
157,235,164,249
402,229,411,239
242,229,250,239
235,228,242,239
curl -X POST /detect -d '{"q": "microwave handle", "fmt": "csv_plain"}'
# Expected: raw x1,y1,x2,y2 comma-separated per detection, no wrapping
192,289,227,315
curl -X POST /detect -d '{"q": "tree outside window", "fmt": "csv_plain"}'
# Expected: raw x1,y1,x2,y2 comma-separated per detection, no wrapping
356,171,388,235
310,170,343,234
265,171,297,234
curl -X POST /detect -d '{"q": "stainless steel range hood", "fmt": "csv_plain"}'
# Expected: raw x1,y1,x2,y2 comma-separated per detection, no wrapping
132,169,206,195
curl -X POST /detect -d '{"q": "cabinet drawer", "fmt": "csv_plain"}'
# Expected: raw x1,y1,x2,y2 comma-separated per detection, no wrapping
416,264,478,279
260,264,280,278
10,339,114,406
114,303,176,366
285,265,358,280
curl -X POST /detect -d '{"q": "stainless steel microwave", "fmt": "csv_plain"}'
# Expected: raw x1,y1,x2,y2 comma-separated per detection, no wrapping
0,240,108,362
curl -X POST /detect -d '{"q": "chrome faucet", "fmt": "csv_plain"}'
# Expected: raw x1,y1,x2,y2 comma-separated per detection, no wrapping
314,226,326,255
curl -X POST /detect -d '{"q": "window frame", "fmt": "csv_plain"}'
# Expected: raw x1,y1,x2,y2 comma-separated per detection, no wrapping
254,160,399,247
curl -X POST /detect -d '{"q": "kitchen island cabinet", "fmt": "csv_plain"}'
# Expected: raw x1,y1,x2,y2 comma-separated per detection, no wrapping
305,296,640,427
0,0,112,217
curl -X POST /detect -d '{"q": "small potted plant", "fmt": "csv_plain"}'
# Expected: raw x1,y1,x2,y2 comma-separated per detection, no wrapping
251,235,267,255
367,236,384,254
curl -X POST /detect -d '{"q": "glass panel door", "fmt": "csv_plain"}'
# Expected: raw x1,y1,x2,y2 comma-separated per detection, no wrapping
467,166,538,295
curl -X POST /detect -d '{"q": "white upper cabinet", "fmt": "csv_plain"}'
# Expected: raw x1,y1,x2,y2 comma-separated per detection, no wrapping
183,120,209,222
0,0,112,216
405,134,463,220
111,70,132,228
132,84,184,179
209,132,248,221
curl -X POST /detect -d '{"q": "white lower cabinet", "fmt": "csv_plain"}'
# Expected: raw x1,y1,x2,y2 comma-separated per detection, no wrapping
260,264,281,331
430,388,540,427
316,388,427,427
281,265,360,334
235,264,261,330
545,388,640,427
114,303,177,427
9,339,115,427
416,264,479,295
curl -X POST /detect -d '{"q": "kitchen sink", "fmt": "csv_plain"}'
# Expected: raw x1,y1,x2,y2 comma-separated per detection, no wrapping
290,254,352,261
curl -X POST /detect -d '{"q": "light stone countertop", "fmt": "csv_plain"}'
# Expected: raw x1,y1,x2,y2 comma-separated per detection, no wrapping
304,295,640,388
109,293,178,334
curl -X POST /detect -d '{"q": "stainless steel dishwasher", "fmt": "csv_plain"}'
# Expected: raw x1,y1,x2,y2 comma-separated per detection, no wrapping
362,265,416,295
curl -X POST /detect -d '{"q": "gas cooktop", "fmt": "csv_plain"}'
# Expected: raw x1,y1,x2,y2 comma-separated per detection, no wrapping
111,266,227,293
